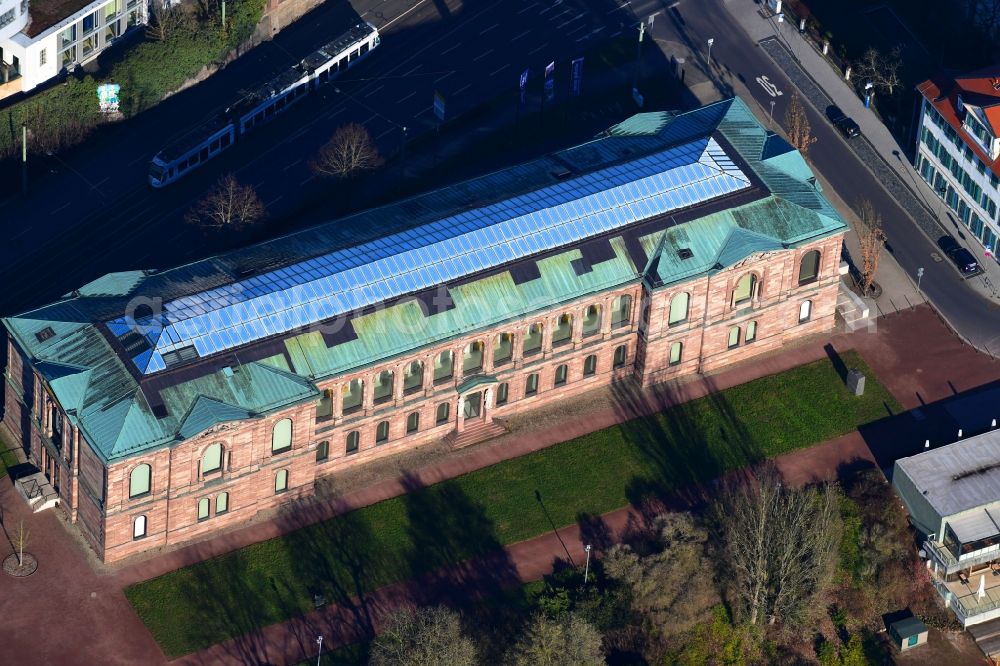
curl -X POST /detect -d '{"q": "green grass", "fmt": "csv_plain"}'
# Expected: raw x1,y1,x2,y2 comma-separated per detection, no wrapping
126,351,898,657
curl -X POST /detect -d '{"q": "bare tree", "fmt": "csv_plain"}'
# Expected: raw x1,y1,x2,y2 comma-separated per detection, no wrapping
185,173,266,230
13,520,29,567
603,512,719,640
312,123,384,178
853,46,903,96
857,199,887,296
370,606,477,666
714,465,841,629
784,94,817,156
146,0,190,42
508,612,604,666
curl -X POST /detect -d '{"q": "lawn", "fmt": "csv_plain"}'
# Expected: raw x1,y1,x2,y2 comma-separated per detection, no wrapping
126,351,898,657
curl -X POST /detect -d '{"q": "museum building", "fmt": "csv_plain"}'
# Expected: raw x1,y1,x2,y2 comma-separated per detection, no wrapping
1,97,847,562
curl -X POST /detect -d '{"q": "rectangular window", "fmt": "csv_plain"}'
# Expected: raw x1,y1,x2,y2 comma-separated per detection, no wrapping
496,382,509,405
104,0,122,21
216,492,229,515
83,11,98,34
316,440,329,462
746,320,757,342
40,49,47,67
275,469,289,493
197,498,210,521
669,342,682,366
727,327,740,349
133,516,147,539
0,9,14,28
525,373,539,395
81,35,97,58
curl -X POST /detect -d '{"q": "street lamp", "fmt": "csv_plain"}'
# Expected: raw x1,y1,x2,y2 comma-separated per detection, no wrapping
916,266,924,292
316,635,324,666
707,38,715,69
769,100,775,121
584,544,593,585
864,81,874,109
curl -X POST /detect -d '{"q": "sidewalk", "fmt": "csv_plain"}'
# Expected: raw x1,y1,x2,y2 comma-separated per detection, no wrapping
724,0,1000,305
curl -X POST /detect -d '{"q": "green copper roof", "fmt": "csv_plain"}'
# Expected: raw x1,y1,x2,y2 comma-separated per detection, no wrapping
3,97,846,463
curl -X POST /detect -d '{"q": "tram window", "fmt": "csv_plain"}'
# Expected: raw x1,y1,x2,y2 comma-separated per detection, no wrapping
360,43,369,56
221,133,231,148
199,147,209,161
210,139,220,151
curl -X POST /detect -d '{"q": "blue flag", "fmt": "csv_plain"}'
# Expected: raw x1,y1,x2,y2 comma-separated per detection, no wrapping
544,61,555,102
519,68,529,106
571,57,584,97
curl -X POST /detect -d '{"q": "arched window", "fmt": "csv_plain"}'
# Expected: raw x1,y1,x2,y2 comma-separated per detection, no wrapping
496,382,509,405
733,274,757,306
436,402,450,425
271,418,292,454
373,370,394,403
669,342,683,366
376,420,390,444
668,292,690,326
494,333,514,364
582,304,602,336
133,515,147,539
316,389,334,419
523,323,543,355
406,412,420,434
612,294,632,328
554,364,568,386
552,314,573,345
216,492,229,515
129,463,151,499
197,497,210,521
746,321,758,343
613,344,627,369
728,326,741,349
525,373,539,395
463,341,484,373
799,300,813,323
201,443,223,475
342,378,364,413
403,360,424,392
434,350,454,382
316,440,329,462
346,431,360,455
583,354,598,376
274,469,289,493
798,250,821,285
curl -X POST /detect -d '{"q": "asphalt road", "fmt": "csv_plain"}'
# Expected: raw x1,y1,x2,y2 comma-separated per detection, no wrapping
662,0,1000,352
0,0,652,314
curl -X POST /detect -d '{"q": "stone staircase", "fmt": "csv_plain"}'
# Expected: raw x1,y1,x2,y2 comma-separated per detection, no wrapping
14,472,61,513
836,279,871,332
451,419,508,449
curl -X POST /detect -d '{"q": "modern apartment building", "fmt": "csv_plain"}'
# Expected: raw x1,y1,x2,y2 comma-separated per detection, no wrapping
915,66,1000,259
1,97,848,563
0,0,146,99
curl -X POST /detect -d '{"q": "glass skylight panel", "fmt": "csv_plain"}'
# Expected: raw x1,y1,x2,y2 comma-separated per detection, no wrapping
123,136,750,373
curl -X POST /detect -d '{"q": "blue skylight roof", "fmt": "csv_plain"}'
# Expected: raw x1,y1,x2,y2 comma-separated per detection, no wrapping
109,136,750,374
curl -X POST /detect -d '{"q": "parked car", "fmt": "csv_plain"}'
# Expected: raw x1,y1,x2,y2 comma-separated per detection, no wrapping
938,235,981,275
825,105,860,138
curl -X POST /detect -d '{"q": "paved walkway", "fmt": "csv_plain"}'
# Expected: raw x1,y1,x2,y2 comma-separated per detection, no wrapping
724,0,1000,305
2,306,999,665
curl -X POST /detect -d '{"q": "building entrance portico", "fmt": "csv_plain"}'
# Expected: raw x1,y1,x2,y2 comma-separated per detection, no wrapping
455,376,498,434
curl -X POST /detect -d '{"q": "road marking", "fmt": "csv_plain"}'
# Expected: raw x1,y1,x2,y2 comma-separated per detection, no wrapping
490,64,510,77
441,43,461,56
382,0,428,29
473,48,494,62
402,64,423,76
417,107,432,117
128,154,147,166
556,15,582,29
436,71,455,83
300,175,315,186
50,202,71,215
609,30,622,37
513,28,532,41
479,23,499,35
268,194,284,205
326,107,345,120
516,2,538,14
755,75,783,97
527,42,549,55
454,83,472,95
364,84,385,98
565,23,588,36
397,90,417,103
375,128,395,140
282,159,301,171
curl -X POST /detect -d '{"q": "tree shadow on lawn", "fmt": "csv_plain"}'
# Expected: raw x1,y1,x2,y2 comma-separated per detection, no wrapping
608,374,760,522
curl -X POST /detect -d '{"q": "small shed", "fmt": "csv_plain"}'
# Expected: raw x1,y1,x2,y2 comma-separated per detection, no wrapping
888,616,928,652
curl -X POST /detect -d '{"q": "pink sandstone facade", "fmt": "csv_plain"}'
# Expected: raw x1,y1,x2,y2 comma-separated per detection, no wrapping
2,235,843,563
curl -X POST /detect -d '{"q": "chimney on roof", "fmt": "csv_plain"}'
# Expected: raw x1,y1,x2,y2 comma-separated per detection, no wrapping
992,78,1000,92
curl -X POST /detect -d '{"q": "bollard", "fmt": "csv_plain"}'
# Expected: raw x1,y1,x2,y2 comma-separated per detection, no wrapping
846,369,865,396
844,65,851,81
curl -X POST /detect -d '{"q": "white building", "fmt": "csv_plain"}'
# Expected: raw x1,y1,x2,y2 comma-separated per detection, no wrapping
894,431,1000,628
915,66,1000,260
0,0,146,100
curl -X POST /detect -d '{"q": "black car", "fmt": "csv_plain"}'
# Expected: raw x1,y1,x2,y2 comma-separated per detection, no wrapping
938,236,981,275
833,116,861,138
